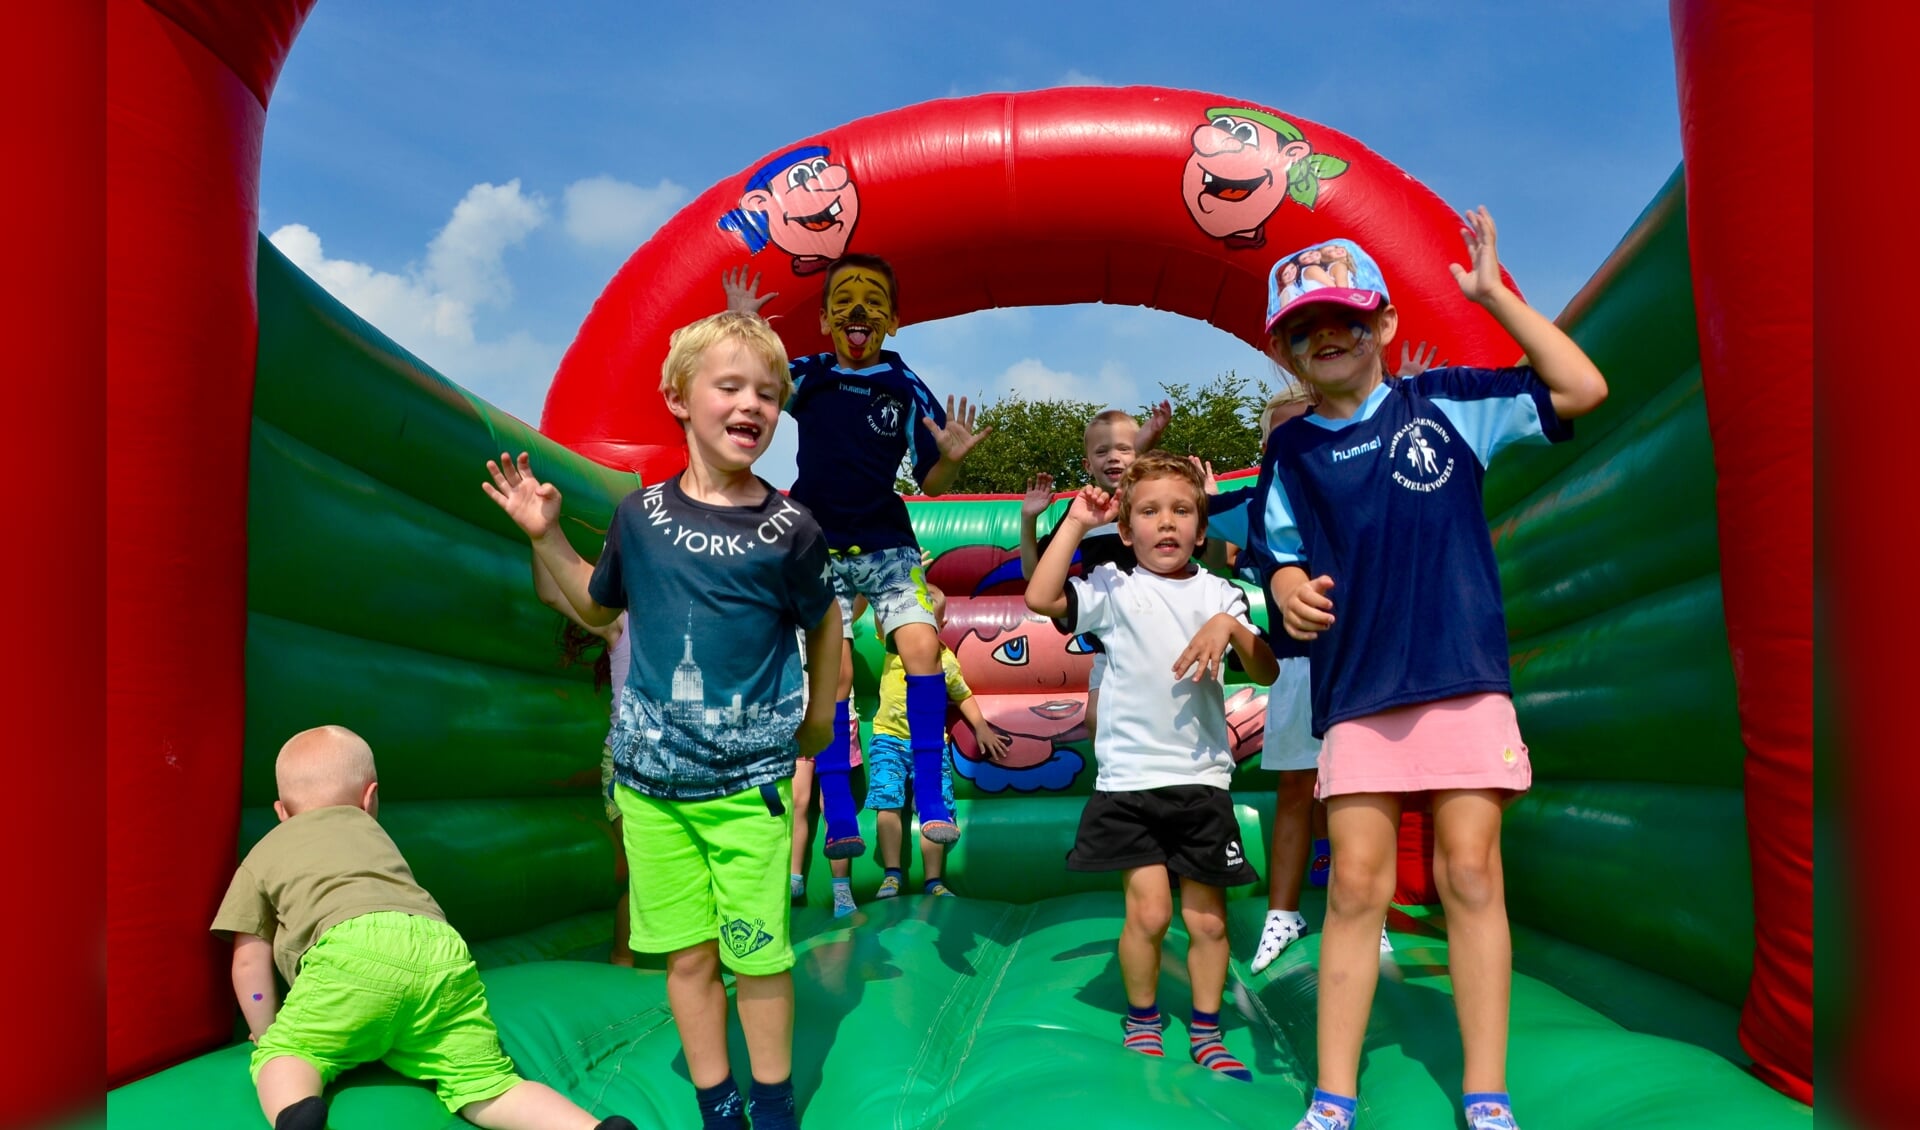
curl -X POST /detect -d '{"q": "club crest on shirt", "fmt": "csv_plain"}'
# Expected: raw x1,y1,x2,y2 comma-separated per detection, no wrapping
867,394,905,437
1388,417,1456,493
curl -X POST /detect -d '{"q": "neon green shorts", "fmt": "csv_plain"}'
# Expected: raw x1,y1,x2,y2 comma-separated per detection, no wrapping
251,912,520,1113
615,779,794,975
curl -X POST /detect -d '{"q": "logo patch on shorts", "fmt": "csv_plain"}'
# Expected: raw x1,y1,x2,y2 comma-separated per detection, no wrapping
1502,746,1518,766
1224,839,1245,867
722,917,775,958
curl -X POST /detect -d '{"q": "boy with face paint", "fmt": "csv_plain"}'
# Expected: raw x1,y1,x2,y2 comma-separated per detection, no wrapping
725,258,990,859
1248,211,1607,1130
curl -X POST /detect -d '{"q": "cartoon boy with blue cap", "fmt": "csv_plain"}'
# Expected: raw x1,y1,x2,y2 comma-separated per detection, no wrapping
718,145,862,275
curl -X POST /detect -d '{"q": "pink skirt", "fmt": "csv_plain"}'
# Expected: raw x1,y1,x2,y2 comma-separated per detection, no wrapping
1316,693,1531,799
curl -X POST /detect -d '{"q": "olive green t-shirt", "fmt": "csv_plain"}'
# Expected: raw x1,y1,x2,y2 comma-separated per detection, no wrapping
209,806,446,987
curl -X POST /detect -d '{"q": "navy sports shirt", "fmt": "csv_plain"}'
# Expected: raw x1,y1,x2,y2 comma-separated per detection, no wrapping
1246,369,1572,737
786,351,944,552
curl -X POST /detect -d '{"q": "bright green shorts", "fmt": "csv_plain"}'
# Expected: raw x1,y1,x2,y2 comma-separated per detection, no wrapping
615,779,794,975
251,912,520,1113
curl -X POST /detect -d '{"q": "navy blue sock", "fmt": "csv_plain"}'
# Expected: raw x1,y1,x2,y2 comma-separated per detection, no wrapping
695,1078,743,1130
905,673,956,839
274,1097,326,1130
817,699,863,857
885,867,904,881
747,1078,797,1130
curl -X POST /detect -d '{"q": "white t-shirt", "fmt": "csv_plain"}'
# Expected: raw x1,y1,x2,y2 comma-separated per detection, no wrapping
1064,563,1255,791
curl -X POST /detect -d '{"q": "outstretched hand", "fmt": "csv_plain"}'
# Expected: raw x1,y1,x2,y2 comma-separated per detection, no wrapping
925,395,992,463
482,452,562,540
974,723,1011,763
722,265,776,315
1021,472,1057,520
1448,206,1510,307
1396,340,1445,377
1137,398,1173,451
1067,484,1118,527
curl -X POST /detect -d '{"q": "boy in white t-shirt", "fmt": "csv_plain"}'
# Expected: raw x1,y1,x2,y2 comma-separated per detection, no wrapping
1026,450,1278,1082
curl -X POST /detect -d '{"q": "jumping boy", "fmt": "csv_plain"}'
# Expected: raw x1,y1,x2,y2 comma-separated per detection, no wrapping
484,310,842,1130
211,725,639,1130
1026,450,1279,1082
724,261,989,859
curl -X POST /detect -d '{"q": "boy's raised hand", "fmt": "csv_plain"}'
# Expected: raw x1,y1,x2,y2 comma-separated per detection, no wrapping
1188,456,1219,496
482,452,562,540
1137,398,1174,451
1281,574,1337,640
1020,472,1057,520
721,265,776,315
1067,484,1117,527
926,395,992,463
1449,206,1510,307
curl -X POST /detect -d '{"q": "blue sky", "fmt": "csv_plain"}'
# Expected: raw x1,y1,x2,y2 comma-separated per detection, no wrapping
261,1,1681,487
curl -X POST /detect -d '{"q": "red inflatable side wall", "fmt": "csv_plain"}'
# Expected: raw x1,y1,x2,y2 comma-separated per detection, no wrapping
106,0,312,1086
1669,0,1813,1104
541,87,1522,481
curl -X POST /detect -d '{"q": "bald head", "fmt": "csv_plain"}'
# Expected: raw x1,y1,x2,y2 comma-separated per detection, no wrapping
276,725,378,816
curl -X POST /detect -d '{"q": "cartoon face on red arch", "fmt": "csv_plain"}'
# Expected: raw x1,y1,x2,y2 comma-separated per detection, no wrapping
1182,107,1345,250
942,599,1094,769
735,146,861,274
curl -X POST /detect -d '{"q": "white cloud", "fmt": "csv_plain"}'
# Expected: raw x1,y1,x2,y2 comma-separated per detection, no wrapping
989,358,1099,402
562,175,691,248
267,178,563,423
1055,69,1110,87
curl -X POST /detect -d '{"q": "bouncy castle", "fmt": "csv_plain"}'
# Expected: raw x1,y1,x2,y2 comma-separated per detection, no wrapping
106,1,1810,1125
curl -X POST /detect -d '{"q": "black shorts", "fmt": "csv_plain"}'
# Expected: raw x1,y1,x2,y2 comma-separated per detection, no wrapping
1066,785,1260,888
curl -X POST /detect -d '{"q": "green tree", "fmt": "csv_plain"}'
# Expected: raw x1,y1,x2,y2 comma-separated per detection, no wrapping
909,372,1272,495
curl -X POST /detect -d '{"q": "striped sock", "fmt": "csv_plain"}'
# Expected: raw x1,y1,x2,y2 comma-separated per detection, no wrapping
1122,1003,1164,1057
1189,1009,1251,1080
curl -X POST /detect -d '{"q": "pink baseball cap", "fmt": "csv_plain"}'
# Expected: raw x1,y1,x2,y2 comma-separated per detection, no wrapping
1264,238,1391,333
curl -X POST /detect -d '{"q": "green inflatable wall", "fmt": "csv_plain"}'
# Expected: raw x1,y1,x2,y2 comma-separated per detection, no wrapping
108,168,1810,1128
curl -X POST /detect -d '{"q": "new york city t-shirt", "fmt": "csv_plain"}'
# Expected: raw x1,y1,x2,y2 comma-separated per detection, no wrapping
588,478,835,801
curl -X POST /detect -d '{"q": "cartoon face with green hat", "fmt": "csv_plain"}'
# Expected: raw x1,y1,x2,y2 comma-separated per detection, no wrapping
1182,106,1349,249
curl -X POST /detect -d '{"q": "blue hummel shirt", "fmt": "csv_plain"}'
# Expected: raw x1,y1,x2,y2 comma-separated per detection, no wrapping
1246,369,1571,737
787,351,945,553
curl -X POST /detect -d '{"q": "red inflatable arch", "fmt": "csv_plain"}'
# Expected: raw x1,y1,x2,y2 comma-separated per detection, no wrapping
541,86,1523,479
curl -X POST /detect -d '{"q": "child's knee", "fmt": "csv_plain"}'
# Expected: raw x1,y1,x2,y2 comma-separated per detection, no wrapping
667,941,720,978
1181,903,1228,944
1326,852,1395,914
1435,843,1500,912
1276,770,1317,810
1129,899,1174,939
892,622,941,669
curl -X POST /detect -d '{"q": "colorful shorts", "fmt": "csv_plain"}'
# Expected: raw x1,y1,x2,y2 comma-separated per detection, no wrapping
830,545,936,640
1317,692,1531,798
615,780,795,975
252,913,519,1114
863,733,957,812
599,742,620,822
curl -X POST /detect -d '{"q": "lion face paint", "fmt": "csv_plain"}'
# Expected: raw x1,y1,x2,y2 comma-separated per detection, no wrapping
821,267,897,365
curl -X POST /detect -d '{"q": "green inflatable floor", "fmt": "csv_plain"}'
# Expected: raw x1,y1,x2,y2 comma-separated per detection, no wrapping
109,891,1806,1129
